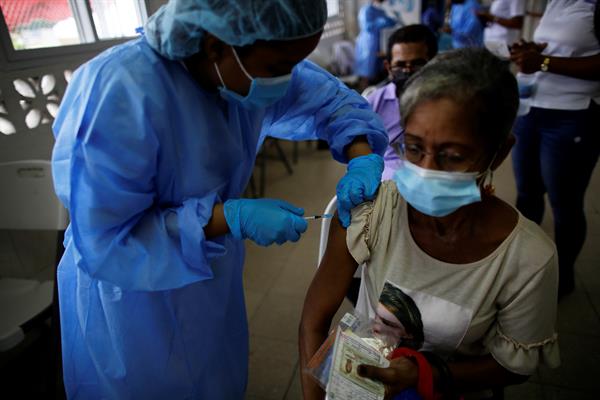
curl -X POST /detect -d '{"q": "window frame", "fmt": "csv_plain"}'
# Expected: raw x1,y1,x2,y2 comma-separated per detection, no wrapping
0,0,148,67
321,0,346,42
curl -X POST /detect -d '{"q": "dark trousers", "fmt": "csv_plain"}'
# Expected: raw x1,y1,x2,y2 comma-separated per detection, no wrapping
512,102,600,294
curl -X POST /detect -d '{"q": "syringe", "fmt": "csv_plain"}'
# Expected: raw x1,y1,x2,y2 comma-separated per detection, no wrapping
303,214,334,220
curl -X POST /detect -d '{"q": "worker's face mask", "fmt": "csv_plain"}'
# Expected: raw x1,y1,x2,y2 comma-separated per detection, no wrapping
392,160,489,217
214,46,292,109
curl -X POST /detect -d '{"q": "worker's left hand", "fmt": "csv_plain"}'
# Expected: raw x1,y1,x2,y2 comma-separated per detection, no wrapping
336,153,384,228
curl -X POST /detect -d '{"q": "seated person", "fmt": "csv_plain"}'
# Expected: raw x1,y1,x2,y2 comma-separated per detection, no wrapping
366,24,439,181
299,48,560,400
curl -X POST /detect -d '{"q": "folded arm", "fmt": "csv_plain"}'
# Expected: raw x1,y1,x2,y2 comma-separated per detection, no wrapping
511,46,600,80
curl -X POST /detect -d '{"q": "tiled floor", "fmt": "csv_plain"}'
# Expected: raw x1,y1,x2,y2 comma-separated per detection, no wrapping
244,141,600,400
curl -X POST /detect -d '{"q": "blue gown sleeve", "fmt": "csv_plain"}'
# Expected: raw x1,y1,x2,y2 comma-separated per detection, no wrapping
451,4,483,45
52,62,226,291
361,6,397,32
261,60,388,163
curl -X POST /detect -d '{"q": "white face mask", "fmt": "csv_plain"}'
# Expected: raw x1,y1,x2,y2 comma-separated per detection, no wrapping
214,46,292,109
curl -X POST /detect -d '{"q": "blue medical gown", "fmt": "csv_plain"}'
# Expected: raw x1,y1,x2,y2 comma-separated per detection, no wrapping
51,37,387,399
449,0,483,49
354,4,396,79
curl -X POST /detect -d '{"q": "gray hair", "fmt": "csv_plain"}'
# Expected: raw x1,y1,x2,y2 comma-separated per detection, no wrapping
399,48,519,152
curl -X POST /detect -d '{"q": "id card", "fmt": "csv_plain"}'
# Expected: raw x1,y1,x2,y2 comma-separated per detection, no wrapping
326,329,389,400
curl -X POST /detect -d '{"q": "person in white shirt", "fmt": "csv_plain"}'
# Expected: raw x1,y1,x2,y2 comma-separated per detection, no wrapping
477,0,526,49
510,0,600,299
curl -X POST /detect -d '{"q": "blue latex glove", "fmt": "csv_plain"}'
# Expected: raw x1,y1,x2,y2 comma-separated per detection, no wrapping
336,153,384,228
223,198,308,246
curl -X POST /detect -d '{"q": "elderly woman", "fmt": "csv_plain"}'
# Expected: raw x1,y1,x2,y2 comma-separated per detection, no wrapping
299,49,560,400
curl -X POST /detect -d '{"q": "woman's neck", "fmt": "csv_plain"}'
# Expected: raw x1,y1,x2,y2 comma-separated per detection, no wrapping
408,199,485,241
406,195,519,264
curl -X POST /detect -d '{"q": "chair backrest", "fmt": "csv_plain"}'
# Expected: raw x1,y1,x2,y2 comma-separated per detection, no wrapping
318,196,338,267
0,160,68,230
330,40,355,77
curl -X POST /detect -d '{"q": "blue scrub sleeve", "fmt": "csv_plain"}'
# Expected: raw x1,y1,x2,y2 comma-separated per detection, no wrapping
451,4,483,43
53,67,226,291
261,60,388,163
361,6,396,33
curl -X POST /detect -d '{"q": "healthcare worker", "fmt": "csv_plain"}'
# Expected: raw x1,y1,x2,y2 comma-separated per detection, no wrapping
51,0,388,398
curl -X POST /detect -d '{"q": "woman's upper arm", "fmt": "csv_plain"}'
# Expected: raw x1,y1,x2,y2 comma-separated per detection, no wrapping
302,212,359,330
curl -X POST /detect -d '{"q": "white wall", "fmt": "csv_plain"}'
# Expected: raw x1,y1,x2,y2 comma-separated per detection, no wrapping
0,0,166,281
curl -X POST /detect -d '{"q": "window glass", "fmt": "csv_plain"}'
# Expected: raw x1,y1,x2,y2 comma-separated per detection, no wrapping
90,0,142,40
326,0,340,18
0,0,81,50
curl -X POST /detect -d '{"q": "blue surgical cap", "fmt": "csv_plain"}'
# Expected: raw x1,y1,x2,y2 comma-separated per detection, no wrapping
145,0,328,60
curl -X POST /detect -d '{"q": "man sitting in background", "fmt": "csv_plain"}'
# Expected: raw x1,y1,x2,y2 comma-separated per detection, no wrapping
366,25,438,181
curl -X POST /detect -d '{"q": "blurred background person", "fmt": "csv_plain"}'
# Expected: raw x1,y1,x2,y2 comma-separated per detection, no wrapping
510,0,600,299
355,0,398,92
444,0,484,49
478,0,526,52
423,0,454,52
422,0,444,33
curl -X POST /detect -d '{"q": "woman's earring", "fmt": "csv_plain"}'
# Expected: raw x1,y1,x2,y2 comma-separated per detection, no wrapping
482,170,495,196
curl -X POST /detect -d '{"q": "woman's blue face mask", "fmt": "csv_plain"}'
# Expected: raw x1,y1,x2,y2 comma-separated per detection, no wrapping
393,159,491,217
214,46,292,109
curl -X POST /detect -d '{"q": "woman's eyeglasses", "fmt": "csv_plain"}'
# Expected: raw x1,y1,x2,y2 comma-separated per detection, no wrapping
391,141,479,173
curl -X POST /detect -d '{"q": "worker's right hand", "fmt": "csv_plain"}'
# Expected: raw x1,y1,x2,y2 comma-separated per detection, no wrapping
223,198,308,246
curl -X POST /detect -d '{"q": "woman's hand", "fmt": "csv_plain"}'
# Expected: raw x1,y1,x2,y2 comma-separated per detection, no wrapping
510,41,548,74
510,40,547,54
357,357,419,399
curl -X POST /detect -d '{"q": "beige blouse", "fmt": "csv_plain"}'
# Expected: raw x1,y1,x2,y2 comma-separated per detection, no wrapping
347,181,560,376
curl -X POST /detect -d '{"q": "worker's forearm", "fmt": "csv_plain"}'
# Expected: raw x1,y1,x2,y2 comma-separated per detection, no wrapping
345,135,373,160
204,203,230,238
448,355,529,392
